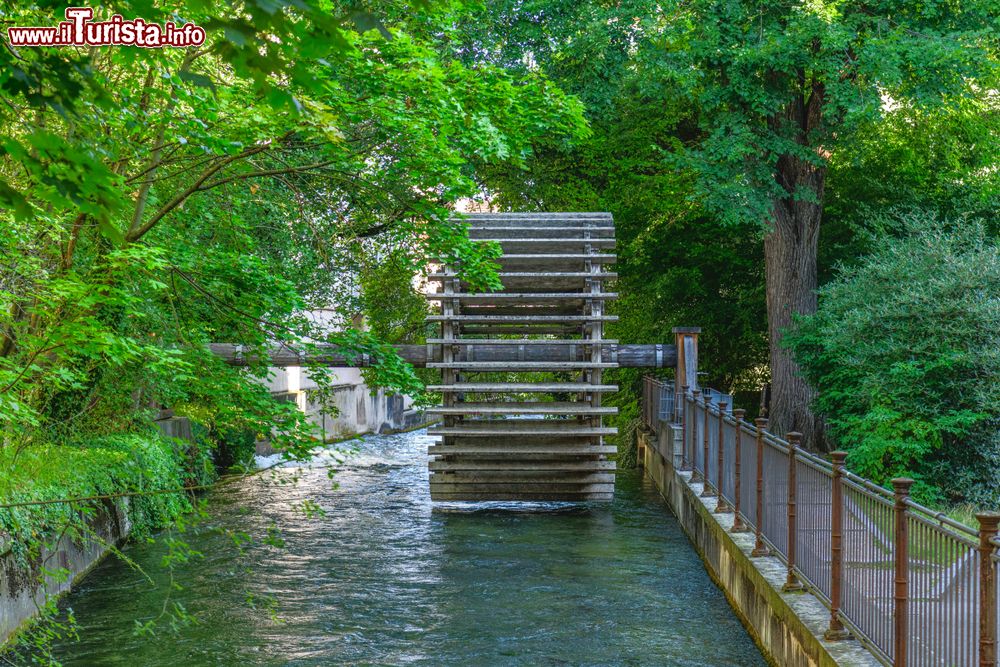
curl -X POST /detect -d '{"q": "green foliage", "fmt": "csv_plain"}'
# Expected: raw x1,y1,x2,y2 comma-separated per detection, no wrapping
209,426,257,471
612,395,641,470
785,213,1000,506
359,248,432,344
5,597,79,667
0,431,208,564
0,1,586,458
463,0,770,394
651,0,1000,226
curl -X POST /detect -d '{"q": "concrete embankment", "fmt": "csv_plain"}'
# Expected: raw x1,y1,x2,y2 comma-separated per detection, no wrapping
1,499,131,644
638,424,882,667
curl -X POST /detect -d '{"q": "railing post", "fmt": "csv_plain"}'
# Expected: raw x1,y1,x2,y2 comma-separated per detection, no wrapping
714,402,730,513
690,390,703,483
978,513,1000,667
825,451,850,640
732,409,747,532
679,385,691,471
701,395,716,498
893,477,914,667
643,377,652,429
673,326,700,414
783,432,805,592
751,417,770,557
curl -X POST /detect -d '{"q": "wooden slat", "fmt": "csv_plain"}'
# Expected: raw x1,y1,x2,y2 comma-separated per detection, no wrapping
455,212,611,217
424,338,619,345
427,361,617,370
429,460,616,471
428,445,617,455
428,482,614,493
427,402,617,415
497,253,616,262
425,383,618,392
429,425,617,437
211,343,672,367
427,314,618,322
430,492,615,501
429,472,615,483
427,292,618,301
454,214,611,224
468,226,616,236
441,436,612,448
474,238,615,248
427,272,618,280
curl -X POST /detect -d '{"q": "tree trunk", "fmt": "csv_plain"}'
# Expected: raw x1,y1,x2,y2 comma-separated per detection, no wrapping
764,157,827,451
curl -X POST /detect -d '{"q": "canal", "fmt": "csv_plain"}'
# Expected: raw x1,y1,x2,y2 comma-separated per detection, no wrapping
49,428,766,665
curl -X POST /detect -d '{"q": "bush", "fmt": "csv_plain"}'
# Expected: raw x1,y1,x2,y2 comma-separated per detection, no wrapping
785,212,1000,506
0,431,214,563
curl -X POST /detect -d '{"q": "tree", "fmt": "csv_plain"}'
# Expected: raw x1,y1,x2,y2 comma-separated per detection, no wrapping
654,0,1000,447
0,1,587,453
460,0,770,394
784,213,1000,505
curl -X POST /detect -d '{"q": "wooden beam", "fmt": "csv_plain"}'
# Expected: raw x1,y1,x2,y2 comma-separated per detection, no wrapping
208,343,674,368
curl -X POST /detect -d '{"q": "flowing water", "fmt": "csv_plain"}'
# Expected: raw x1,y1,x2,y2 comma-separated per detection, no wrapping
48,428,765,666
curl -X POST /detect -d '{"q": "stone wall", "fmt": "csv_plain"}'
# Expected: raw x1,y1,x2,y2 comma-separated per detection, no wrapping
638,424,881,667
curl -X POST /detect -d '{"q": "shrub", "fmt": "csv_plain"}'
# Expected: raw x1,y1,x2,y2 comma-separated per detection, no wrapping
0,431,214,563
785,212,1000,506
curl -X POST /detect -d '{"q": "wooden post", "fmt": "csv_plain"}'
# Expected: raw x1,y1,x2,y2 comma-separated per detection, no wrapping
715,402,730,513
783,432,805,592
825,451,850,640
691,390,703,483
732,409,747,532
978,513,1000,667
751,417,770,557
893,477,914,667
679,385,691,471
701,394,716,498
673,327,701,419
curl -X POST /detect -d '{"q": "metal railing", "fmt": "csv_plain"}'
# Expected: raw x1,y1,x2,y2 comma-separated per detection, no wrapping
648,383,1000,667
641,376,678,427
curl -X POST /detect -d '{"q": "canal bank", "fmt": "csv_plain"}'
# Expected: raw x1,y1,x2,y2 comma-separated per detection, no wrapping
35,427,764,665
637,424,881,667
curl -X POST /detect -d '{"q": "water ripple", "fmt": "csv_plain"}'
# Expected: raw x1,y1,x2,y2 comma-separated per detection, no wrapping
48,428,765,666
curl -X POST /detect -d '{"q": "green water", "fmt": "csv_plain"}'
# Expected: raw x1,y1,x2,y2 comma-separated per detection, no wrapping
47,428,765,666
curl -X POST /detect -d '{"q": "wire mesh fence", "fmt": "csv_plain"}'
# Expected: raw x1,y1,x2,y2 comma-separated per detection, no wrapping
641,376,683,428
644,379,1000,667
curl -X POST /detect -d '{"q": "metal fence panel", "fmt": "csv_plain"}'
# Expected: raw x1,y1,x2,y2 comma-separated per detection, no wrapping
841,481,895,663
739,422,757,529
706,404,719,492
907,510,979,667
721,417,736,506
761,439,789,558
795,459,833,602
692,400,705,478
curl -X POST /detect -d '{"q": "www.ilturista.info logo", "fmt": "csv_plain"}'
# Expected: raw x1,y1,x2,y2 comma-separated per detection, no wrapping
7,7,205,48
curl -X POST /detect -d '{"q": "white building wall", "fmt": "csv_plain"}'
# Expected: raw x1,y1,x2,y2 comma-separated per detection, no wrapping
264,366,417,442
261,311,420,444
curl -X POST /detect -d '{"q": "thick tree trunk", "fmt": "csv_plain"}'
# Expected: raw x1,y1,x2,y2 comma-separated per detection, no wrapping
764,158,827,451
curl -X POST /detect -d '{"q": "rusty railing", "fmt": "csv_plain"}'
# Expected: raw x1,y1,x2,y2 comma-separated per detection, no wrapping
649,383,1000,667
